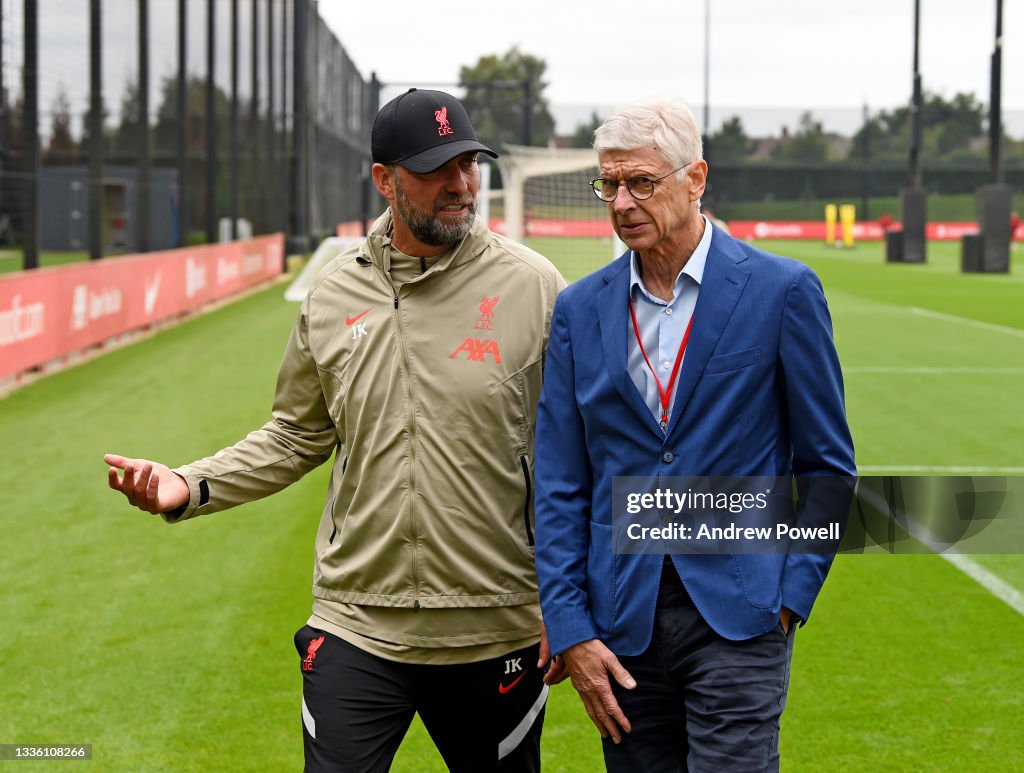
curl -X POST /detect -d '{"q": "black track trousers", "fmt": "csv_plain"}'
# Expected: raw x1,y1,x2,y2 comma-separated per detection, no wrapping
295,625,547,772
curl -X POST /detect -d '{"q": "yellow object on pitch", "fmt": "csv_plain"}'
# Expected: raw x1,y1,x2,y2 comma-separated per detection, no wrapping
839,204,856,247
825,204,838,245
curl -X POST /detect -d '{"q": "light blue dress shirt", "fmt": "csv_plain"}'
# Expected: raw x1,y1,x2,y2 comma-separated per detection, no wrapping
627,216,713,431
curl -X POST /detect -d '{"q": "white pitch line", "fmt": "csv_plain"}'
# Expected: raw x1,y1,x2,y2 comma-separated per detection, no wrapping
858,466,1024,474
845,366,1024,374
940,554,1024,617
834,305,911,314
910,307,1024,339
840,309,1024,616
855,486,1024,618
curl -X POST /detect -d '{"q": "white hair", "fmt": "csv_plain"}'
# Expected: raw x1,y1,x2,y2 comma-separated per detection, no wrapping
593,97,703,180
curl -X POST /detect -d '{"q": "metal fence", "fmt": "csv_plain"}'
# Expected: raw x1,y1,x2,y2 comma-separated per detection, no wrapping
707,163,1024,211
0,0,379,269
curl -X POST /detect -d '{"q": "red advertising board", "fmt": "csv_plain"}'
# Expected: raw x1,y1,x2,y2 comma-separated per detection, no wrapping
0,235,284,380
339,218,1023,242
726,220,994,241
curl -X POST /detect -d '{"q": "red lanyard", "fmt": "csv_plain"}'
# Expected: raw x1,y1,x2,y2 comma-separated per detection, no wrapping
628,298,694,428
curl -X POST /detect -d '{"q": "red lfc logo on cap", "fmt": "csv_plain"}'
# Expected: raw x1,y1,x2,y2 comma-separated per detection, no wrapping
435,106,454,137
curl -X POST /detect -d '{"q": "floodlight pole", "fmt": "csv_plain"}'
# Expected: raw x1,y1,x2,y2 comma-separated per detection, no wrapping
0,4,4,116
703,0,710,139
521,79,532,147
176,0,187,247
230,0,239,240
138,0,151,254
989,0,1003,184
88,0,103,261
205,0,216,244
1,1,6,227
702,0,712,208
968,0,1011,273
894,0,927,264
290,0,310,253
908,0,922,188
22,0,40,269
861,103,871,220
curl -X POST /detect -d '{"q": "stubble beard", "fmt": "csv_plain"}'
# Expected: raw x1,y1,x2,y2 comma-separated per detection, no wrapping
393,177,476,248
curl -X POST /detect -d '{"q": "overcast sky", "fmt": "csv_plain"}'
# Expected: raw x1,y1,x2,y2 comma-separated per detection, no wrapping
320,0,1021,135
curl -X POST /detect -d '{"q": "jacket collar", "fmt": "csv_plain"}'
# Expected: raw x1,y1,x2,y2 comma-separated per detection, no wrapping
361,208,489,277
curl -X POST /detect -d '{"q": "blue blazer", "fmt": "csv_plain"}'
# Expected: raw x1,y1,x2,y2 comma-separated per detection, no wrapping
534,227,856,657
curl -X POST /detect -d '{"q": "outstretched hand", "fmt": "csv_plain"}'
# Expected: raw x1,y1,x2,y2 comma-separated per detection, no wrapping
104,454,189,514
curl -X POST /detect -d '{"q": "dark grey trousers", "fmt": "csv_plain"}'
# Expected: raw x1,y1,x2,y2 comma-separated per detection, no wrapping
602,559,796,773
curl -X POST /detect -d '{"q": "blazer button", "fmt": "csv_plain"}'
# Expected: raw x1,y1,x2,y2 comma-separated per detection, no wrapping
662,450,675,463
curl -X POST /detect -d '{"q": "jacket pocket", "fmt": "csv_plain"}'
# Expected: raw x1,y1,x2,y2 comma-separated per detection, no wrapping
705,345,762,374
733,554,783,611
328,457,348,544
519,455,535,547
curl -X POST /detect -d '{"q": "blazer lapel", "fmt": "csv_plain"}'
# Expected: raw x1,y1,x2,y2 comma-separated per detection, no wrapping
667,234,750,436
597,257,664,435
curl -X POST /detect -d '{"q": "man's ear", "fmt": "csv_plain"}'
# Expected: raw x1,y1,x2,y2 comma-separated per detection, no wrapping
688,160,708,203
372,163,396,203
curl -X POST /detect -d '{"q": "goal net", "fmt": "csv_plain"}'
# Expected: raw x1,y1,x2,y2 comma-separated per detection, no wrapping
488,145,625,282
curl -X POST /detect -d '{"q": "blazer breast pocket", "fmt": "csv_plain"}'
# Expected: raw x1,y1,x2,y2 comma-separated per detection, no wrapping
705,345,762,374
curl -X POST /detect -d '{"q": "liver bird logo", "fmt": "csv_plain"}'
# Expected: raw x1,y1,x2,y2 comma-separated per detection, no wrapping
475,295,499,330
435,106,454,137
302,635,325,672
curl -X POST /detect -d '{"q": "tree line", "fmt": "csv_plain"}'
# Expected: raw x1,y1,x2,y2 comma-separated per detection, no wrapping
6,46,1022,169
573,95,1023,167
458,48,1023,169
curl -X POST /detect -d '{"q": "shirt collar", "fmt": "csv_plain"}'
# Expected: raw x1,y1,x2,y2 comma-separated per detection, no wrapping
629,215,713,304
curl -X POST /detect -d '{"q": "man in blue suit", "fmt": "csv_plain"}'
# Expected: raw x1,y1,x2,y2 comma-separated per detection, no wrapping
534,98,856,772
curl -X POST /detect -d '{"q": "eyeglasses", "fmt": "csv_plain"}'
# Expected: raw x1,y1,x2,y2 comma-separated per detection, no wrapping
589,162,694,202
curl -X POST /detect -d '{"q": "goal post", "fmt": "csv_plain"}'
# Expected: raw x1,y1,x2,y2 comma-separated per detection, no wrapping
493,145,625,281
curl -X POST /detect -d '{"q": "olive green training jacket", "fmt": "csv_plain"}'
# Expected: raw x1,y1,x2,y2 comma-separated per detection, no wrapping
167,211,566,646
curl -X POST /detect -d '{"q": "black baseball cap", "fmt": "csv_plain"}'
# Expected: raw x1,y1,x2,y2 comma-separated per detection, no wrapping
371,88,498,173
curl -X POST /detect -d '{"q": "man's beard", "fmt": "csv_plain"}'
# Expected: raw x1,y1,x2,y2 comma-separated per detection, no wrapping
393,177,476,248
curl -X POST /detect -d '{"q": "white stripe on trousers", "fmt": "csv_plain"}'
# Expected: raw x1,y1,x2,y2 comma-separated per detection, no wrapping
302,696,316,740
498,684,549,760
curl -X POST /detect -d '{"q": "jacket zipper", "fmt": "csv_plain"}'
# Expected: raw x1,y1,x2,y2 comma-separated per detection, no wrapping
387,280,423,608
519,455,535,547
328,495,338,544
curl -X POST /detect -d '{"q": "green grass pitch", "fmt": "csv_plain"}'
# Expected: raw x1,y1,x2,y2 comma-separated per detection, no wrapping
1,237,1022,770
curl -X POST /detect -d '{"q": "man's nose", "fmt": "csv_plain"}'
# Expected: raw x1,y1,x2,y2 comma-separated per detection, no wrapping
442,163,470,193
611,183,636,214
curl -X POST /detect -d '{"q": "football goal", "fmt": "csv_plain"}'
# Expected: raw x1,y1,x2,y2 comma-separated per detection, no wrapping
489,145,625,282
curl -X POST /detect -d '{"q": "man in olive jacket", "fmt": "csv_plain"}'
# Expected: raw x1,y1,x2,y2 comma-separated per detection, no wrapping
105,89,565,772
